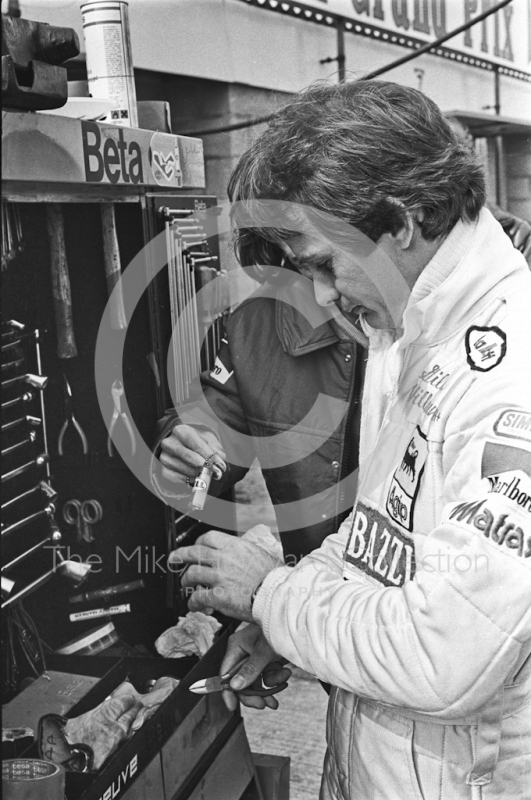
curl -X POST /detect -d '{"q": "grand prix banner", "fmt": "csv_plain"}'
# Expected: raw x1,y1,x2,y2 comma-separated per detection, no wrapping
238,0,531,80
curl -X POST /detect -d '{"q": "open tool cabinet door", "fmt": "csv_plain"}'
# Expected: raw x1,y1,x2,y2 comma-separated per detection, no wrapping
2,111,265,800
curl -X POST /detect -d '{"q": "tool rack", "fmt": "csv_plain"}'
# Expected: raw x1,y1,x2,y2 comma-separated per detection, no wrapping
1,110,267,800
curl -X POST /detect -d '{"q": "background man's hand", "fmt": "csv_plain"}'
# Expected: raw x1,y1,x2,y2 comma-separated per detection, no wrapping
159,424,226,484
220,624,291,711
171,531,284,622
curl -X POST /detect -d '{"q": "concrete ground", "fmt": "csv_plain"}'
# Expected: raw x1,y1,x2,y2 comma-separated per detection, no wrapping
235,462,329,800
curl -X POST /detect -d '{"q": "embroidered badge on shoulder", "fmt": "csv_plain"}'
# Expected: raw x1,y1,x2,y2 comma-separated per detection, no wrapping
386,426,428,531
465,326,507,372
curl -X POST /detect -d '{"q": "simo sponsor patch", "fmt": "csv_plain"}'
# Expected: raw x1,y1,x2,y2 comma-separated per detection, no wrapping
448,499,530,560
344,503,416,588
465,325,506,372
209,356,234,385
493,409,531,444
386,426,428,531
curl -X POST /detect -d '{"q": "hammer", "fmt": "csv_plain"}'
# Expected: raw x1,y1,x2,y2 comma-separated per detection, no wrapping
46,204,77,358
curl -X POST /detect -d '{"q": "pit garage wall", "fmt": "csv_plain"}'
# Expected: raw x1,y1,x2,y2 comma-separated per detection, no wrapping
17,0,530,219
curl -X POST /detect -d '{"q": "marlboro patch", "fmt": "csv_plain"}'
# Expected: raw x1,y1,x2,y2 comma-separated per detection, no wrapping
343,503,416,588
465,326,506,372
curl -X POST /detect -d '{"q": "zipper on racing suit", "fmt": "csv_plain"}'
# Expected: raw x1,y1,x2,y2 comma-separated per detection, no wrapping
336,342,367,529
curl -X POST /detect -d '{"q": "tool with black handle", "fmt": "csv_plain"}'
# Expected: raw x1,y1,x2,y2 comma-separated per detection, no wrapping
46,204,77,358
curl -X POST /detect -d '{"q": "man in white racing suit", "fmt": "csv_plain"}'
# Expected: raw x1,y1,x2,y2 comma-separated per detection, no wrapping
174,81,531,799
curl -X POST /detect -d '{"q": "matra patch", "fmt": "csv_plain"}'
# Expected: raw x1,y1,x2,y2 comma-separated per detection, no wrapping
447,499,530,560
465,326,506,372
494,409,531,444
209,356,234,385
343,503,416,588
386,426,428,531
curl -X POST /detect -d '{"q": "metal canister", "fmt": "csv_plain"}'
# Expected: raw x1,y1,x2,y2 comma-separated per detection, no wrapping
80,0,138,127
2,760,65,800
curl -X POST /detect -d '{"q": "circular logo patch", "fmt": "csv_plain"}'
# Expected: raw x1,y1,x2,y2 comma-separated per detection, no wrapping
465,325,507,372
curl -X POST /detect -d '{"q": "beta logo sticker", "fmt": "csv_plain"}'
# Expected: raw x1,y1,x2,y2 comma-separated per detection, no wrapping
149,133,183,187
344,502,416,587
386,426,428,531
465,326,506,372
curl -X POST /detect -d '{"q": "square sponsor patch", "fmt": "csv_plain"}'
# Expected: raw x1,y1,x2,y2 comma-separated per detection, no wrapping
343,502,416,587
386,426,428,531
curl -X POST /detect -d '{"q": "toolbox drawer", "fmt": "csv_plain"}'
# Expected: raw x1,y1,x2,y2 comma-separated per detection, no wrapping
37,624,239,800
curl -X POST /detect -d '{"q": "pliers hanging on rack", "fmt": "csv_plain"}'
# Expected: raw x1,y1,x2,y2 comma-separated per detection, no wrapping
58,375,89,456
107,379,136,458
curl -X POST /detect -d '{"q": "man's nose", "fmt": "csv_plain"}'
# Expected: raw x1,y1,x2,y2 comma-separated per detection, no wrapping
313,275,340,307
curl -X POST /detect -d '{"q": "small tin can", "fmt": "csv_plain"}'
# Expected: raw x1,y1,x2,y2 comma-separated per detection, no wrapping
80,0,138,127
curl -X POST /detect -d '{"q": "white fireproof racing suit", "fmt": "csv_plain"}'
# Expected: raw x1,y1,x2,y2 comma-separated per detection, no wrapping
252,209,531,799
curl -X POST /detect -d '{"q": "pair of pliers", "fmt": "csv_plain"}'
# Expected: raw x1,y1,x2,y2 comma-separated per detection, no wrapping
107,379,136,457
189,655,289,697
58,376,89,456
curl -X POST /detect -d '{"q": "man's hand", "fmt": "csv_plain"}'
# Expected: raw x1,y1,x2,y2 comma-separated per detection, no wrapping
220,624,291,711
159,424,226,485
171,531,283,622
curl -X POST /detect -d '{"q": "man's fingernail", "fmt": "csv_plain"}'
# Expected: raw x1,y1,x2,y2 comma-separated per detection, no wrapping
231,676,245,691
213,466,223,481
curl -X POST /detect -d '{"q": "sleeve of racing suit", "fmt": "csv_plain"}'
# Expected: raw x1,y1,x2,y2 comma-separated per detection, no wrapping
252,343,531,718
151,330,254,501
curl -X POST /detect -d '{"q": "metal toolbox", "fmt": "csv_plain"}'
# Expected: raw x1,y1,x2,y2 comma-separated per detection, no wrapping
17,624,244,800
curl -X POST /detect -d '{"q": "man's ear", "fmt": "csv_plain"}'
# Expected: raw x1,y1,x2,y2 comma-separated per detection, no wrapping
385,198,415,250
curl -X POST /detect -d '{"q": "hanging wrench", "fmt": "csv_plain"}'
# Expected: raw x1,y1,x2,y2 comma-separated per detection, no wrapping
1,431,37,457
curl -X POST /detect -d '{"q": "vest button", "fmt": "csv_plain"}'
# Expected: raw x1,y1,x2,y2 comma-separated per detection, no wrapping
344,354,352,362
332,461,340,469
